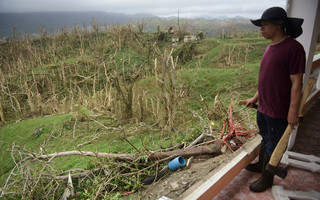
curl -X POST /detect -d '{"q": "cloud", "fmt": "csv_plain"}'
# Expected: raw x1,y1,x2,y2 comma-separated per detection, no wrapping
0,0,286,18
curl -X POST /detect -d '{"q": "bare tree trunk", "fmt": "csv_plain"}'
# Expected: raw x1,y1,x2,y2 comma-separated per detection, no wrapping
112,72,133,119
0,94,5,124
24,79,34,113
149,143,221,160
36,150,135,161
31,143,221,163
156,51,182,127
32,70,42,115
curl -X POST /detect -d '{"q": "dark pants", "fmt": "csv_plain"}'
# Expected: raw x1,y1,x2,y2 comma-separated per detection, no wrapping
257,111,288,156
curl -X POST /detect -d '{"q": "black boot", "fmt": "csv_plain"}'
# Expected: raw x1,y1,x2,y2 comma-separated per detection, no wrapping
246,141,265,173
249,154,274,193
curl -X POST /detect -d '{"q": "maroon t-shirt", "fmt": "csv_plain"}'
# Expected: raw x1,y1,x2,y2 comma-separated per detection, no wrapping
258,37,305,118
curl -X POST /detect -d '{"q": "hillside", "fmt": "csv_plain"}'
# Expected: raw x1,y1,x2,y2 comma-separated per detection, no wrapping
0,11,153,38
0,11,256,38
0,24,267,199
143,17,256,38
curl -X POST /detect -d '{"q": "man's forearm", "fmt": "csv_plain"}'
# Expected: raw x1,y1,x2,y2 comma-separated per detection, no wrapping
289,83,302,116
288,74,303,125
253,91,259,102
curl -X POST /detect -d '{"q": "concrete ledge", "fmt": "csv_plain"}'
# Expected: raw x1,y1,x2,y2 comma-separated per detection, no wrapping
181,135,261,200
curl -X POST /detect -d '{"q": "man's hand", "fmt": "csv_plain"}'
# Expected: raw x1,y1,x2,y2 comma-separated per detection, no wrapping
287,110,299,129
245,97,258,108
241,91,259,108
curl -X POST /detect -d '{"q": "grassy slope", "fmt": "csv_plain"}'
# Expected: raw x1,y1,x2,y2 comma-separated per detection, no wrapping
0,35,269,187
0,114,72,181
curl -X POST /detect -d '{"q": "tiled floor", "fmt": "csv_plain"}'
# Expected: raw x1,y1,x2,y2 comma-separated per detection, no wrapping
213,97,320,200
213,166,320,200
291,97,320,157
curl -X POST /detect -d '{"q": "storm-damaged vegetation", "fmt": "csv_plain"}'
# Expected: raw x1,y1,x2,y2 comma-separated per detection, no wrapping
0,20,271,199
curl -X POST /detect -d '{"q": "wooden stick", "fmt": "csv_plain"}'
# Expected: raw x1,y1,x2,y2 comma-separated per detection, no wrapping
298,78,317,115
186,133,205,149
268,78,316,168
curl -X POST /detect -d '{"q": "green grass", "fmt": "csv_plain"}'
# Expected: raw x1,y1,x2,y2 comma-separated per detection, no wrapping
0,112,190,181
0,34,268,197
0,114,72,182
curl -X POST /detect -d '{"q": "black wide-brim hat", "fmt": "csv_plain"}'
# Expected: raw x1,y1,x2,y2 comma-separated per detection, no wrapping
251,7,304,38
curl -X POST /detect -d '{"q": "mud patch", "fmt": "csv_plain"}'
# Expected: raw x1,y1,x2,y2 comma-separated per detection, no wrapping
122,153,233,200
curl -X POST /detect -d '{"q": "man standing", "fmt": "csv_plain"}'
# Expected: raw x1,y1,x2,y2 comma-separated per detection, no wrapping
244,7,305,192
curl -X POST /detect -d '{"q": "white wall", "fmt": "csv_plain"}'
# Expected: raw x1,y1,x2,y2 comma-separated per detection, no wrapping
287,0,320,88
286,0,320,149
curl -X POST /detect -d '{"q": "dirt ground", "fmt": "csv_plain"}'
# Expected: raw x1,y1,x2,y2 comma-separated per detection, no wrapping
122,151,234,200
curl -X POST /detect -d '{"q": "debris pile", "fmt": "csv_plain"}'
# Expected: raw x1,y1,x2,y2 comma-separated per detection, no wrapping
203,99,256,153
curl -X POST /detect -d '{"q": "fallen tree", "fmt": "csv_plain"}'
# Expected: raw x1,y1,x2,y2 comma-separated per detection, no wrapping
0,139,221,199
0,100,255,199
32,141,221,162
149,143,221,159
35,150,136,162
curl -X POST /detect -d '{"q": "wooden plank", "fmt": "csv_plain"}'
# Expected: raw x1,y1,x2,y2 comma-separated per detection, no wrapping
182,136,261,200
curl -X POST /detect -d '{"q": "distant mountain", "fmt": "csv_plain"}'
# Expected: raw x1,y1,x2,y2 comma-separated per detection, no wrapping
0,11,154,38
0,11,257,39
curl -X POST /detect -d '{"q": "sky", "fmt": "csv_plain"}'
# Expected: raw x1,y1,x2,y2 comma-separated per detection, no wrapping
0,0,287,19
